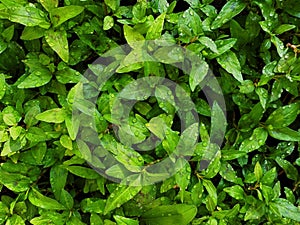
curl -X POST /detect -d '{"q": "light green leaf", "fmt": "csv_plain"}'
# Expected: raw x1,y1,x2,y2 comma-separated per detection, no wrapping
28,188,66,210
114,215,139,225
146,116,168,140
5,214,25,225
50,165,68,200
141,204,197,225
66,166,100,179
239,127,268,152
0,73,6,100
104,185,142,214
0,168,31,192
211,0,247,29
270,198,300,222
267,127,300,141
2,106,22,126
223,185,245,200
216,50,243,82
39,0,58,12
36,108,66,123
265,103,299,128
81,198,106,214
198,36,218,53
104,0,120,11
270,35,287,57
255,87,268,109
244,201,266,221
45,28,69,62
203,179,217,206
20,26,45,40
254,161,263,181
204,150,221,179
103,16,114,30
275,157,299,181
50,6,84,27
146,13,166,40
189,59,209,91
7,5,50,29
17,68,52,89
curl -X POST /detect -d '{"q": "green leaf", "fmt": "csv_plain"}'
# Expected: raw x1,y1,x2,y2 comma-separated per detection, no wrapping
274,24,296,35
103,16,114,30
265,103,299,128
0,168,31,192
270,198,300,222
204,150,221,179
39,0,58,12
2,106,22,126
17,68,52,89
189,59,209,91
6,5,50,29
0,73,6,100
81,198,106,214
275,157,299,181
261,167,277,186
267,127,300,141
141,204,197,225
223,185,245,200
45,28,69,62
114,215,139,225
284,0,300,18
211,0,247,29
28,188,66,210
255,87,268,109
254,161,263,181
6,214,25,225
203,179,217,207
123,25,145,49
146,13,166,40
60,190,74,210
20,26,45,40
66,166,100,179
50,6,84,28
198,36,218,53
244,201,266,221
216,50,243,82
239,127,268,152
104,185,142,215
104,0,120,11
50,165,68,200
219,162,243,185
36,108,66,123
146,116,168,140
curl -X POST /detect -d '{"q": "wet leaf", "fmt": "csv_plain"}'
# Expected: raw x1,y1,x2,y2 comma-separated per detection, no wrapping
45,28,69,62
50,6,84,28
36,108,66,123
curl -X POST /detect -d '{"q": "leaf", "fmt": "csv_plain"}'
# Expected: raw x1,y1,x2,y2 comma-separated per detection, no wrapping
104,0,120,11
21,26,45,40
141,204,197,225
274,24,296,35
45,28,69,62
211,0,247,29
0,73,6,100
270,198,300,222
50,165,68,200
203,179,217,206
198,36,218,53
255,87,268,109
216,50,243,82
284,0,300,18
81,198,106,214
244,201,266,221
204,150,221,179
17,68,52,89
0,168,31,192
275,157,299,181
36,108,66,123
113,215,139,225
7,5,50,29
50,6,84,27
223,185,245,200
104,185,142,214
66,166,100,179
265,103,299,128
146,116,168,140
146,13,166,40
210,101,227,146
267,127,300,141
123,24,145,49
189,59,209,91
39,0,58,12
28,188,66,210
239,127,268,152
103,16,114,30
254,161,263,181
2,106,22,126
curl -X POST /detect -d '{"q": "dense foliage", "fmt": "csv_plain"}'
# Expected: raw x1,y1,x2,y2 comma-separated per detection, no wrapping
0,0,300,224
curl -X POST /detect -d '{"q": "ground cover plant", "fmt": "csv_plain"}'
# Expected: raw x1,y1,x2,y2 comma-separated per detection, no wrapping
0,0,300,224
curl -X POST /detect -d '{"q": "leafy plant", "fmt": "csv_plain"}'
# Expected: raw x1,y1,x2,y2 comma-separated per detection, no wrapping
0,0,300,224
